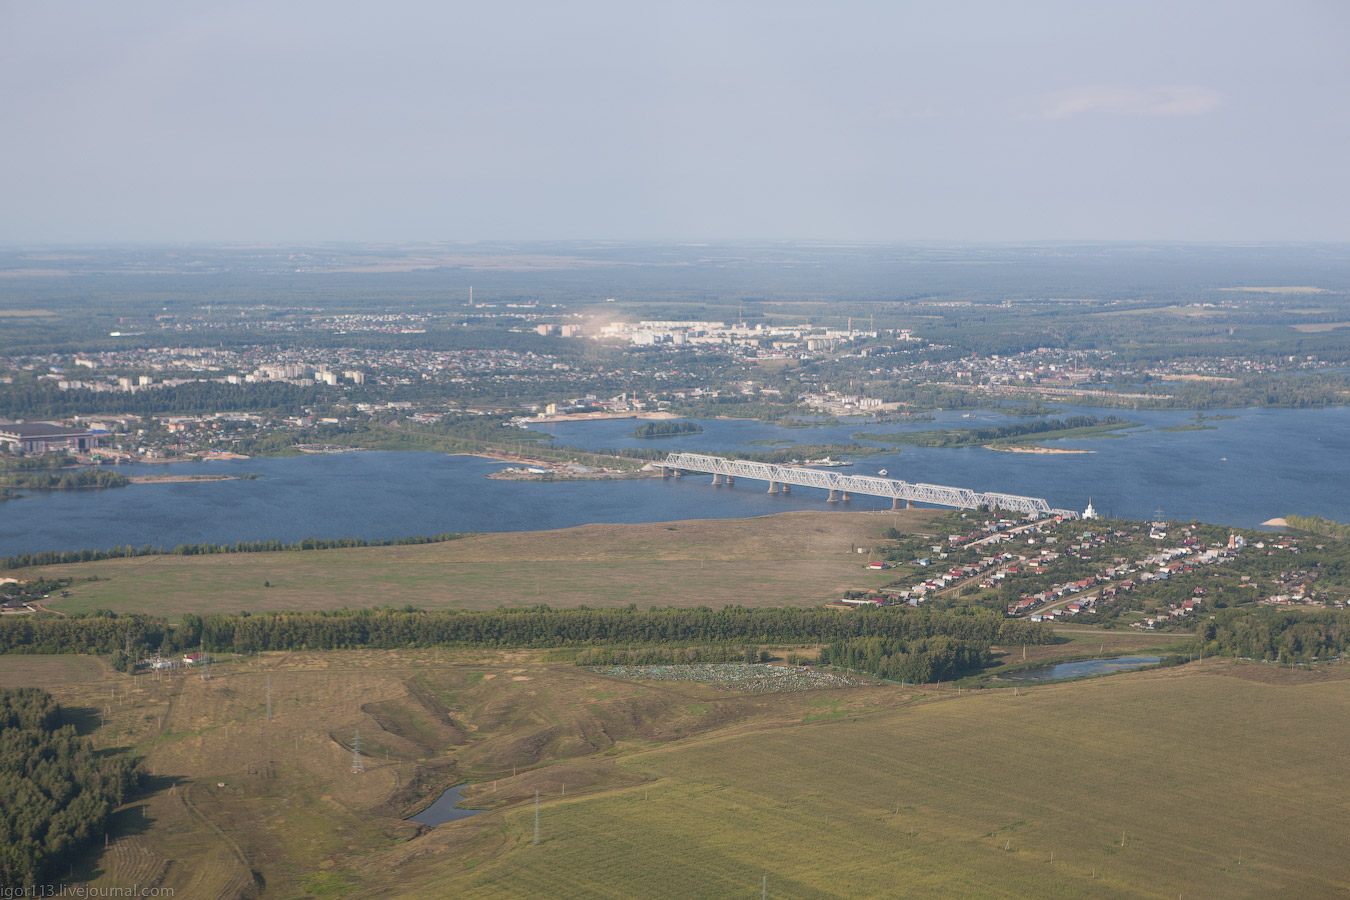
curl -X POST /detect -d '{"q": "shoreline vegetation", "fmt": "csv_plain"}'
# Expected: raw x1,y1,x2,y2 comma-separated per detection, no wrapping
0,532,473,571
1283,513,1350,539
0,468,130,500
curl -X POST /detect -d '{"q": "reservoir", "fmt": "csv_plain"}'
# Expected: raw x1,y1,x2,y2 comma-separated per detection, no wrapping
1000,656,1163,682
2,404,1348,557
406,784,482,826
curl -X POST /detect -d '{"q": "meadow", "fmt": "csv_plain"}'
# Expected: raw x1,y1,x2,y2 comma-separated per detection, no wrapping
28,510,934,616
7,647,1348,899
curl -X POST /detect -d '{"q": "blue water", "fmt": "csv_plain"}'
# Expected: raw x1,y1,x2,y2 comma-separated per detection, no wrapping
999,656,1162,682
2,405,1348,556
406,784,482,826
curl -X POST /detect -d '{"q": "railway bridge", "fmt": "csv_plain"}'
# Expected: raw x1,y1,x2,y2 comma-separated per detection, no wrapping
659,452,1078,519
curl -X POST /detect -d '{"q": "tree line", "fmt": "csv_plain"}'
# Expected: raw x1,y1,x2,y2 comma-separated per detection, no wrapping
0,532,472,571
0,606,1056,656
0,688,143,888
819,635,993,683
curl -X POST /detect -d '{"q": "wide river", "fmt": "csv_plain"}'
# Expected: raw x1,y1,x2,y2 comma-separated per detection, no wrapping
2,404,1348,557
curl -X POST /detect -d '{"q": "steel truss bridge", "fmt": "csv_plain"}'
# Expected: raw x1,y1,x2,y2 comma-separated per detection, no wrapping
660,452,1078,519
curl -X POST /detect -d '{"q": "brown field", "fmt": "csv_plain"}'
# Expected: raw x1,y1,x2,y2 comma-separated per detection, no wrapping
26,510,939,617
0,653,107,685
1290,321,1350,333
17,650,1350,900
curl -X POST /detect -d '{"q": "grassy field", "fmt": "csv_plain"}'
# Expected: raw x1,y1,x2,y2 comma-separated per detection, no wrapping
26,510,937,616
10,648,1350,900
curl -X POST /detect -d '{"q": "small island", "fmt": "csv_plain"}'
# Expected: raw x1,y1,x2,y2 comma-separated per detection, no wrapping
855,415,1138,450
630,421,704,438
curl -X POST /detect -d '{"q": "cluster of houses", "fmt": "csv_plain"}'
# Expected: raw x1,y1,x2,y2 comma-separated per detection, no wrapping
1133,595,1207,630
1006,530,1250,626
1263,562,1325,606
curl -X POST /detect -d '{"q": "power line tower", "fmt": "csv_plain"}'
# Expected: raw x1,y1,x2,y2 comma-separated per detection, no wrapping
351,729,365,774
533,790,540,845
199,642,211,681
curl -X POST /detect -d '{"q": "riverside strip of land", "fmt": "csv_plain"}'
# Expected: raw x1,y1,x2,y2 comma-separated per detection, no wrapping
27,510,939,617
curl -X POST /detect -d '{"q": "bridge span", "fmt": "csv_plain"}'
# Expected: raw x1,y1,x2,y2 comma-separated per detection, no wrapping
659,452,1078,519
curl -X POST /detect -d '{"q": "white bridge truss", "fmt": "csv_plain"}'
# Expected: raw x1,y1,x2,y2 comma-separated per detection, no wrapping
660,452,1078,519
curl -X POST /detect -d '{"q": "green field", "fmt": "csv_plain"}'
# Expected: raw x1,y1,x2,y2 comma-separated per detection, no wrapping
26,510,935,616
11,649,1350,900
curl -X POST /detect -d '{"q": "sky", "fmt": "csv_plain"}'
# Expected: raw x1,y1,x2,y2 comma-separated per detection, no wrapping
2,1,1348,243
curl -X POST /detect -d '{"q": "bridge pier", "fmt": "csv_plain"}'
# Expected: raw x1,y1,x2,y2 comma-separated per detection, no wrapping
711,473,723,485
891,497,902,510
781,483,789,494
827,489,839,502
660,466,668,479
725,475,734,486
841,491,851,502
673,469,682,478
906,498,913,509
767,480,778,493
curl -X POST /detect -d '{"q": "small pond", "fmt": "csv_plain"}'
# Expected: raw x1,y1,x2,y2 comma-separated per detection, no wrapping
406,784,483,826
999,656,1162,682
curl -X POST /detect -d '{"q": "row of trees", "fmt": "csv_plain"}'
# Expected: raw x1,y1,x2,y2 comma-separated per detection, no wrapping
819,635,993,683
0,606,1057,656
0,688,143,888
0,532,472,570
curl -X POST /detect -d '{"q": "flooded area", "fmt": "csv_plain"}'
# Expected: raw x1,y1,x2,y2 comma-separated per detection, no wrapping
998,655,1162,682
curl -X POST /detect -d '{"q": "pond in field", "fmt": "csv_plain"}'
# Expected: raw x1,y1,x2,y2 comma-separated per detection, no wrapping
998,655,1162,682
406,784,482,826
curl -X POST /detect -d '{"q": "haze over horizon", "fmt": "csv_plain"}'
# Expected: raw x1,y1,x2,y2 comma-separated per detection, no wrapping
3,1,1347,245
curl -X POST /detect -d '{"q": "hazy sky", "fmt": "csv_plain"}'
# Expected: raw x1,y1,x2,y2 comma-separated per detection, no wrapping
3,1,1347,243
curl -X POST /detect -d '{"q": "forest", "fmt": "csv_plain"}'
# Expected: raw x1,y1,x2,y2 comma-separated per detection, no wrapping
818,635,994,683
1191,606,1350,663
0,688,143,889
